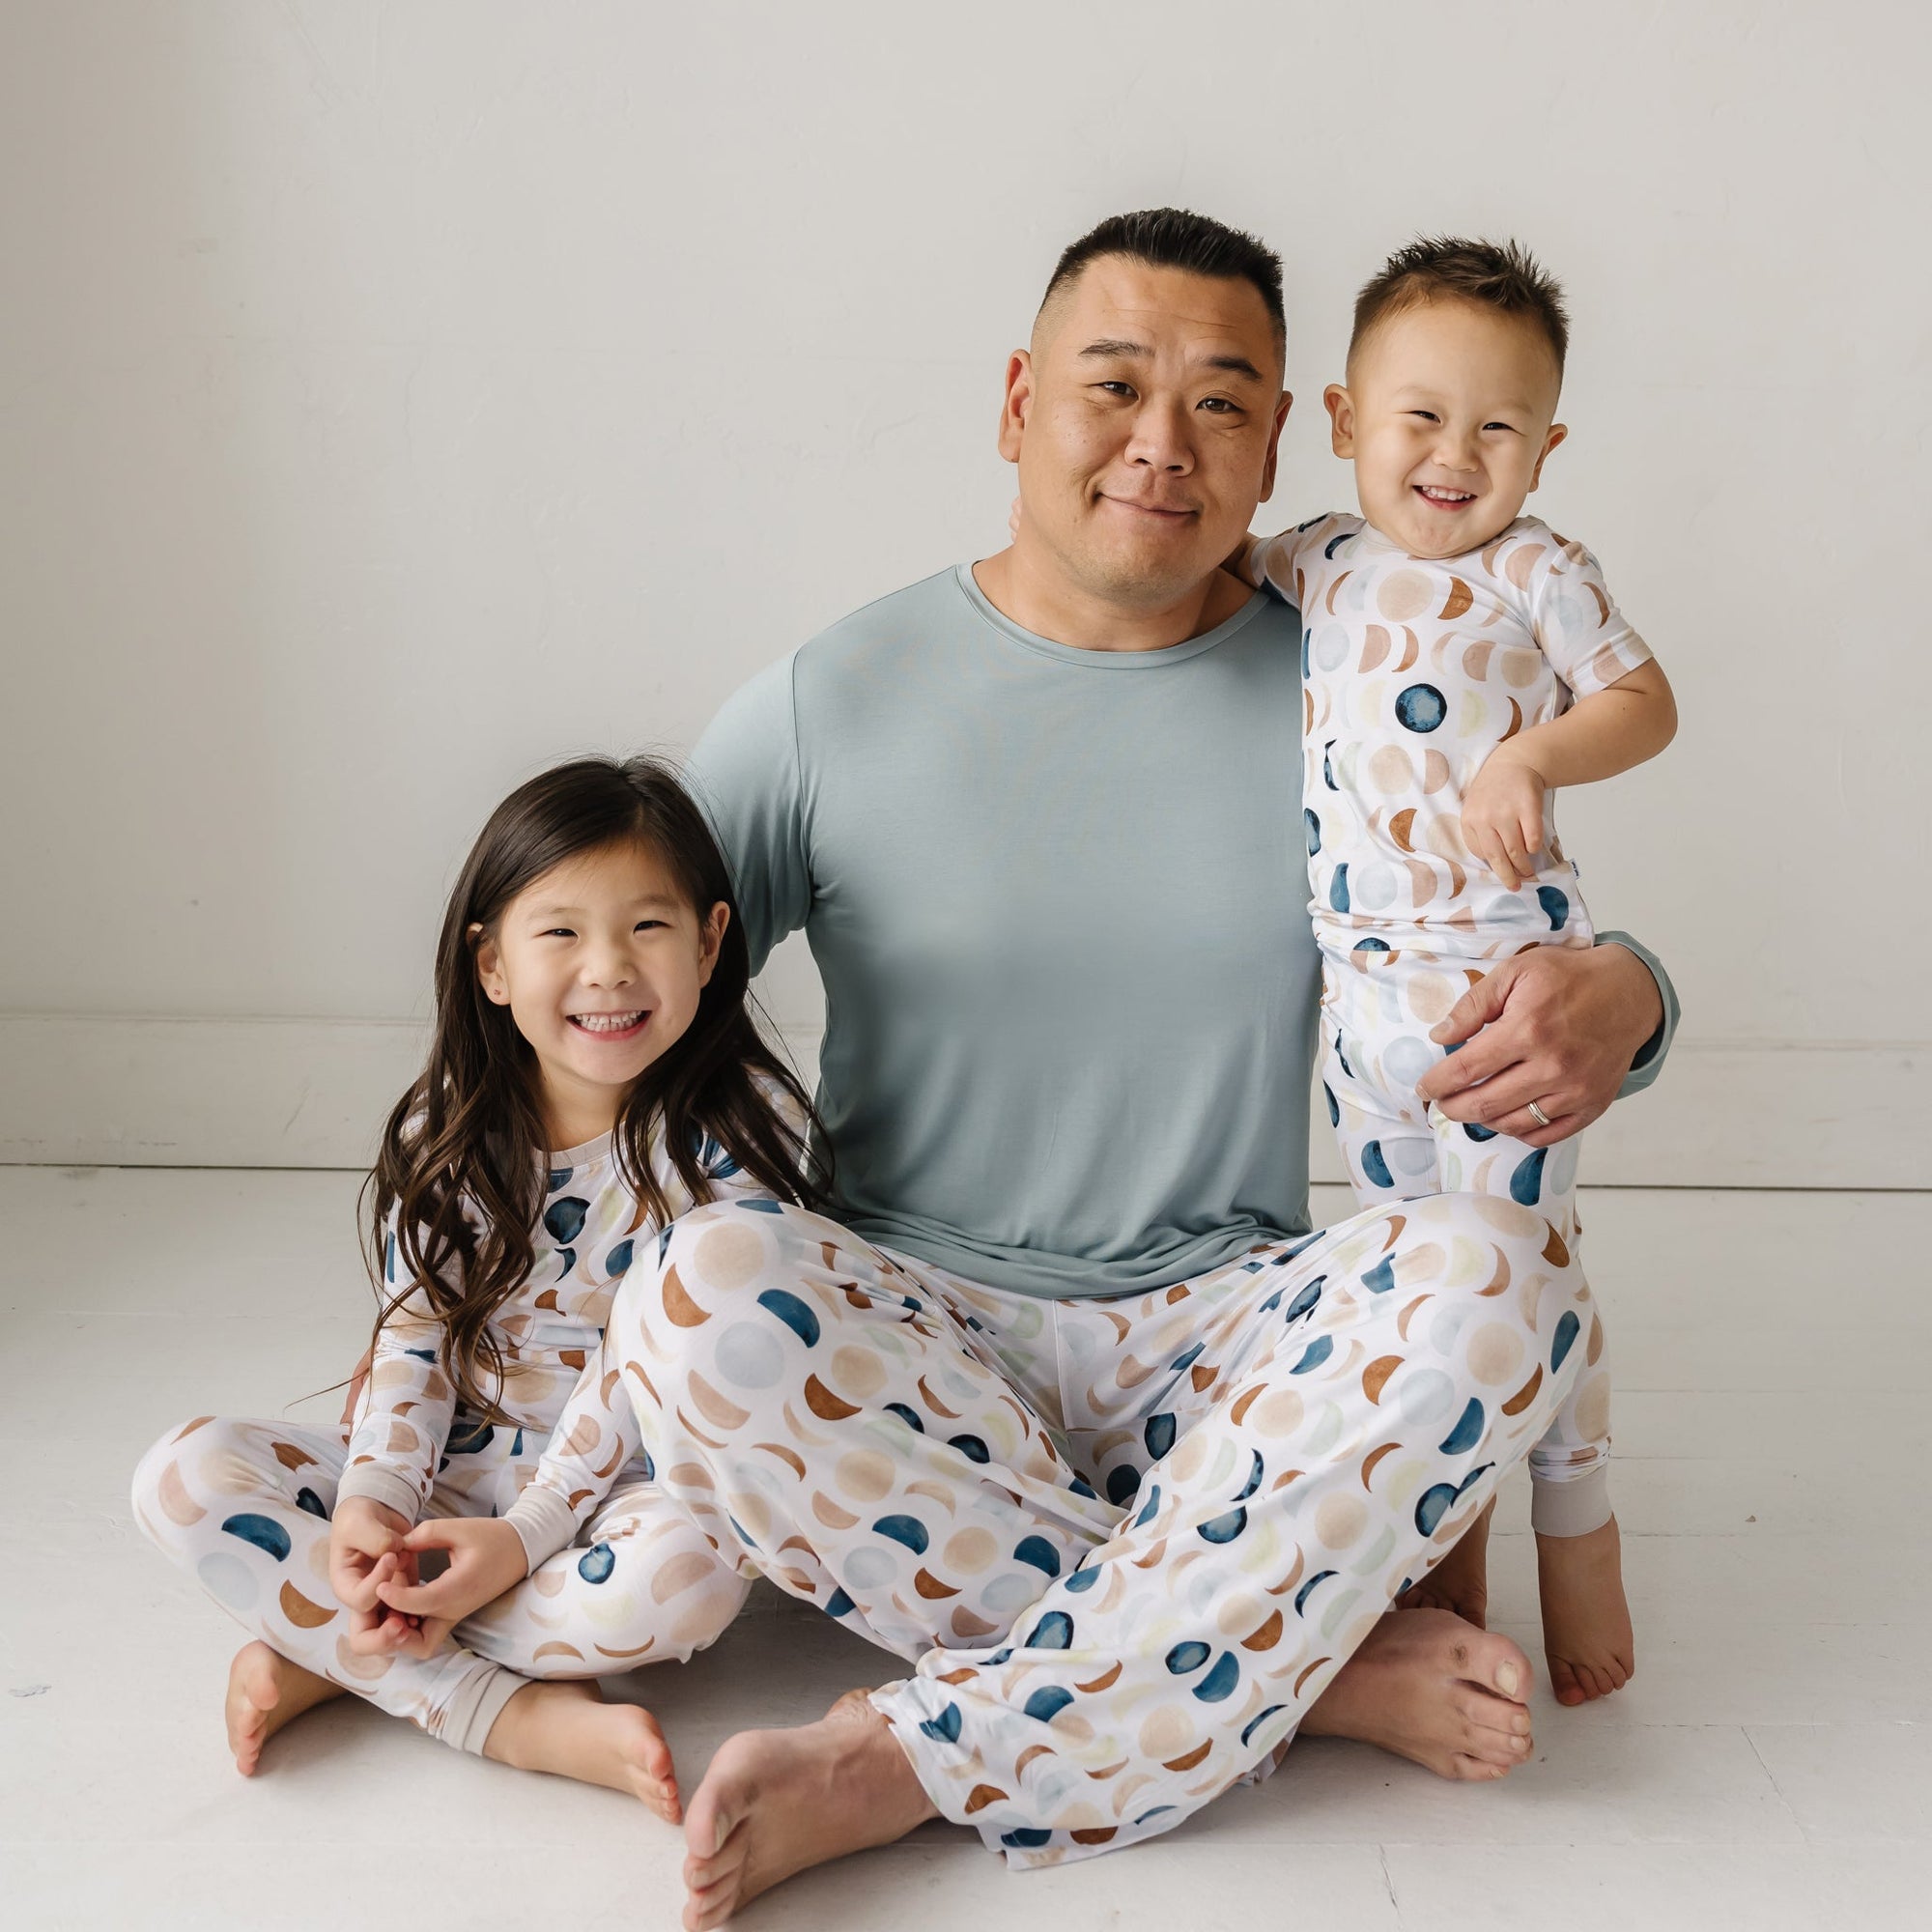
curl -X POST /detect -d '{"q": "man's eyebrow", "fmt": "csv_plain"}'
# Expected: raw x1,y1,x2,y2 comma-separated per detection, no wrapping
1077,339,1265,383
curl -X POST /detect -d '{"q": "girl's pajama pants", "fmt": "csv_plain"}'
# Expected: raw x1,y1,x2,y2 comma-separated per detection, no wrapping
130,1413,750,1752
585,1184,1597,1866
1321,943,1613,1537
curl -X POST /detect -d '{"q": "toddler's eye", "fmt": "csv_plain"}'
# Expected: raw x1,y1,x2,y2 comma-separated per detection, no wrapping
1484,421,1519,435
1407,411,1439,423
634,920,668,932
543,927,576,940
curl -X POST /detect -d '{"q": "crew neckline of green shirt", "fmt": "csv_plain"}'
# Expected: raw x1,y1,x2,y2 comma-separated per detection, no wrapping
951,560,1273,669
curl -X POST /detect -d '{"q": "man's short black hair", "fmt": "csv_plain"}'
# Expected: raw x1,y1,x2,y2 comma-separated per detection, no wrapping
1350,236,1569,375
1039,208,1286,347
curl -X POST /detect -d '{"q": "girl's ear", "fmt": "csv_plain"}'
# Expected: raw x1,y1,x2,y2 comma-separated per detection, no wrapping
470,923,511,1006
696,902,730,988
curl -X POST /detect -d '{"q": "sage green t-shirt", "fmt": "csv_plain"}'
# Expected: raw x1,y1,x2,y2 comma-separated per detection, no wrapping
686,565,1675,1299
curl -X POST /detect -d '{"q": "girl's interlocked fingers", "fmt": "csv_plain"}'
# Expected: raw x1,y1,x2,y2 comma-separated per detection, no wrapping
372,1518,532,1659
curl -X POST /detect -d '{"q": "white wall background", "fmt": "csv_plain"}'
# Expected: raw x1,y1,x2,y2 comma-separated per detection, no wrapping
1,0,1924,1182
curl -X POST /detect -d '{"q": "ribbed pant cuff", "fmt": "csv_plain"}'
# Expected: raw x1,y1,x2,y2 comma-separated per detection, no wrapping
443,1662,527,1756
1529,1462,1612,1537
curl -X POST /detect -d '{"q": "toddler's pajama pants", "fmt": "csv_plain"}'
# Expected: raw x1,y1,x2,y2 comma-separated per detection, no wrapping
559,1182,1596,1863
1321,943,1612,1536
131,1412,749,1753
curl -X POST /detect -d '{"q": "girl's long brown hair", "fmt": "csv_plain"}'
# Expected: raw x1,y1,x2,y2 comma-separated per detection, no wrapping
362,755,829,1422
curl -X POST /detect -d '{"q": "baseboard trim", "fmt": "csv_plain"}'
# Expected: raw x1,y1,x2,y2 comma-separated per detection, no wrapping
1,1014,1922,1189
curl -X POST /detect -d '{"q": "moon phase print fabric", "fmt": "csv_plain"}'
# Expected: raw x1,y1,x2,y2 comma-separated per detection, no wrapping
1249,510,1650,1540
131,1110,781,1749
1254,511,1654,958
551,1187,1595,1863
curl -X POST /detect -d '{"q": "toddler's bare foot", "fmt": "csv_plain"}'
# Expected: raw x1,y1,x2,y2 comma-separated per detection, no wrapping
1303,1607,1534,1780
1536,1514,1635,1705
1397,1496,1492,1627
483,1680,681,1823
224,1640,343,1776
680,1689,937,1931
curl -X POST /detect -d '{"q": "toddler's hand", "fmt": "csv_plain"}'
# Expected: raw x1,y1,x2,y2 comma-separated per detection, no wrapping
372,1517,531,1659
1462,752,1548,894
327,1494,410,1613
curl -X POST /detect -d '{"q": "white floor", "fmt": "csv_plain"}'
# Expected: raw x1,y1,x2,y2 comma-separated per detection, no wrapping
1,1172,1927,1930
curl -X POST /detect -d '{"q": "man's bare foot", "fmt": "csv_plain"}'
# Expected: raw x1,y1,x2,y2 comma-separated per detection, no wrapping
225,1640,344,1776
1536,1515,1635,1705
1397,1497,1493,1627
1303,1607,1535,1780
680,1689,938,1931
483,1680,682,1824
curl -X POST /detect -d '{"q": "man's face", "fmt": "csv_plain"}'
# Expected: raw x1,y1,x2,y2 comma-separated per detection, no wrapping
1004,258,1288,609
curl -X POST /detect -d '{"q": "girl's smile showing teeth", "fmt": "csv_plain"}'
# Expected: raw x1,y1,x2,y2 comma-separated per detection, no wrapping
569,1010,648,1037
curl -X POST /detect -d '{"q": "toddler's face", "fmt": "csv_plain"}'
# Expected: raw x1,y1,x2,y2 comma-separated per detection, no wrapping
1325,298,1566,560
471,838,726,1143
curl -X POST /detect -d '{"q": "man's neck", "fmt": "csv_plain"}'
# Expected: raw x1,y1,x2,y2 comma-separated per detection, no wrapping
973,543,1253,654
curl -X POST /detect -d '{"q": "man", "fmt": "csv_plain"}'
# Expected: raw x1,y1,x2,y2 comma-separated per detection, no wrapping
639,210,1674,1927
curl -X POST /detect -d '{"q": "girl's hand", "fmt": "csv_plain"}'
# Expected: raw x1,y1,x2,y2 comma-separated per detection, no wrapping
370,1518,531,1659
1462,752,1548,893
327,1495,410,1612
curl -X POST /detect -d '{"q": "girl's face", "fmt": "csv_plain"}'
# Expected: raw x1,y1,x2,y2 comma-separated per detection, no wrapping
470,838,727,1147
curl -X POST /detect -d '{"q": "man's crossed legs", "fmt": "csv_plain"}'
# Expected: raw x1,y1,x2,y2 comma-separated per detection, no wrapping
592,1190,1592,1924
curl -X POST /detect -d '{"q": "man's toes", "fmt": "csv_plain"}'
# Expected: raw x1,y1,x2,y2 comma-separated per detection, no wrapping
686,1872,743,1932
1457,1689,1531,1745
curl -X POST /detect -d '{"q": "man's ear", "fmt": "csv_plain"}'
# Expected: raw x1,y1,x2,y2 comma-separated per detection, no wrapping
1257,390,1295,504
1323,384,1356,458
696,902,729,988
996,349,1033,465
1529,421,1568,492
470,923,510,1006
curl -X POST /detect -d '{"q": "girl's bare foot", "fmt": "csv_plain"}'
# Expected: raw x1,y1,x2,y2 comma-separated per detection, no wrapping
680,1689,937,1932
1303,1607,1535,1779
1396,1496,1493,1627
483,1680,682,1824
224,1641,344,1776
1536,1514,1635,1705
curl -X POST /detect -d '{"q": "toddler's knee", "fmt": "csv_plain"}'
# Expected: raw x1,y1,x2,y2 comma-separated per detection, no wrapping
1408,1190,1583,1305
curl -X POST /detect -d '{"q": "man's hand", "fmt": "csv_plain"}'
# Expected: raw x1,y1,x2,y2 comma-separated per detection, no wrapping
367,1517,531,1660
1415,944,1663,1148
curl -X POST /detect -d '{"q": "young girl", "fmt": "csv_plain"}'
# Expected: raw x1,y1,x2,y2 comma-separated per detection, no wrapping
132,755,827,1809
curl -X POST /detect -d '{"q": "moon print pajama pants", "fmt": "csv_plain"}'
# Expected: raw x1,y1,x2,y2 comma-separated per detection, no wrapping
130,1413,750,1752
581,1186,1595,1866
1321,943,1613,1537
